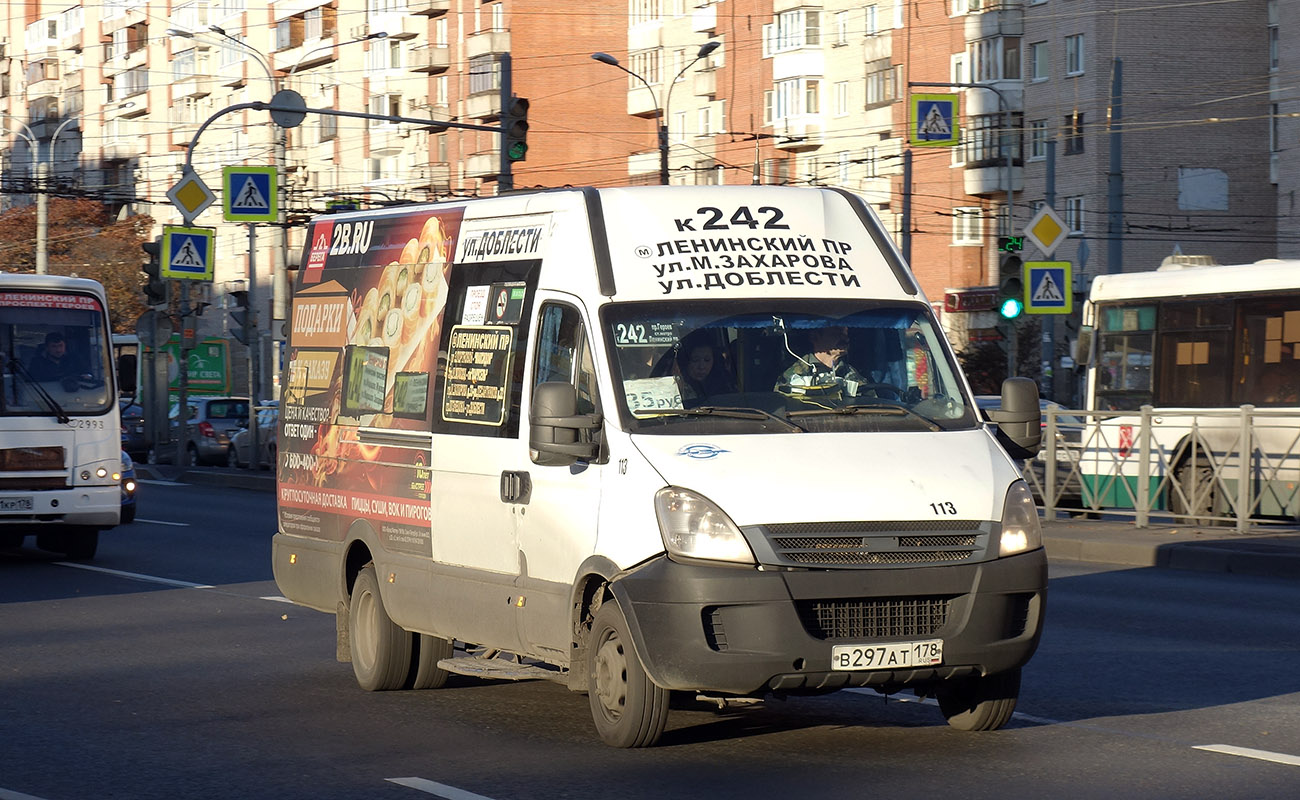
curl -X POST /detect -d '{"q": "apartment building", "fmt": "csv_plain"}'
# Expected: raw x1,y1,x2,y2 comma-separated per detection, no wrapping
0,1,1289,399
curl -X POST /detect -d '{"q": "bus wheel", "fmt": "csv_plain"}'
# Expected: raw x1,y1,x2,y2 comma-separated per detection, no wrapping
349,564,413,691
587,599,669,748
1172,456,1219,526
0,533,25,548
937,667,1020,731
407,633,454,690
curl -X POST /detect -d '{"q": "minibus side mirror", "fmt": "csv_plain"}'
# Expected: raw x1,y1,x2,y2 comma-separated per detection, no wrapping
530,381,602,466
117,354,137,396
1074,325,1094,367
987,376,1042,459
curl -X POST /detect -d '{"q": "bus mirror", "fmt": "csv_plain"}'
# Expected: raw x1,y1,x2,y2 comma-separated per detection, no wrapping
530,382,601,466
117,354,138,396
1074,325,1094,366
988,377,1042,459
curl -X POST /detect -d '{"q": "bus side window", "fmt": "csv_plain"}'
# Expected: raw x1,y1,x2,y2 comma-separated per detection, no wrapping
534,303,598,415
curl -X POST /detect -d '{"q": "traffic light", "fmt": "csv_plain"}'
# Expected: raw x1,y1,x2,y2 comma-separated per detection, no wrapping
229,290,250,345
998,255,1024,320
141,237,167,306
502,96,529,162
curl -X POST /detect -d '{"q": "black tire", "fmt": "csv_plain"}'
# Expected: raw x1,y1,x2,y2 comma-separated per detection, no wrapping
587,599,670,748
1171,452,1221,527
121,504,136,524
349,564,412,691
937,667,1021,731
185,444,200,468
407,633,454,690
264,443,277,471
0,532,25,548
227,446,242,469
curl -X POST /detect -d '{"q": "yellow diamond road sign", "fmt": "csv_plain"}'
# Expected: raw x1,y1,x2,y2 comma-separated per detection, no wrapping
167,170,216,224
1024,205,1068,258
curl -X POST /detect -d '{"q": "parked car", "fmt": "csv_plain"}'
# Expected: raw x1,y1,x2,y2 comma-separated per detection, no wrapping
120,451,137,524
119,400,146,460
976,396,1085,509
167,396,252,466
229,403,278,469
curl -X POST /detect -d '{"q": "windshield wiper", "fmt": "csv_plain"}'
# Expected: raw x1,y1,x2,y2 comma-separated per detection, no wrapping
787,403,943,431
5,358,70,423
634,405,805,432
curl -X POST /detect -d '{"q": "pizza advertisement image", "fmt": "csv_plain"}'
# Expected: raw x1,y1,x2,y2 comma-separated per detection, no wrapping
278,208,464,550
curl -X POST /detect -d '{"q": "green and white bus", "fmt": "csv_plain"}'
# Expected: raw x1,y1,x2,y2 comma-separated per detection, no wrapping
1078,258,1300,523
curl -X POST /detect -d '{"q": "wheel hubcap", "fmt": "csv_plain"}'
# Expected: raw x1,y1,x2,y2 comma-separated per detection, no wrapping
593,633,628,719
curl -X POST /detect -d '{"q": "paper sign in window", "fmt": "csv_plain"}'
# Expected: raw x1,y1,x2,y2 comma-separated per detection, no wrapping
342,345,389,415
1286,311,1300,343
624,377,684,412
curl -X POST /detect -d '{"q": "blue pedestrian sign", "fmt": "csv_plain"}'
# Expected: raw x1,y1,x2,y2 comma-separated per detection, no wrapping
910,93,960,147
1024,261,1073,315
223,166,278,222
161,225,215,281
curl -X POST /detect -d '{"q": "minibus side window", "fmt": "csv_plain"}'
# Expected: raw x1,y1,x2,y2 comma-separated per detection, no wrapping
535,303,598,415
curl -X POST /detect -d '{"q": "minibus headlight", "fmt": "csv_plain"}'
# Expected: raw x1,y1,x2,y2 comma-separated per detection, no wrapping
999,481,1043,557
654,487,755,565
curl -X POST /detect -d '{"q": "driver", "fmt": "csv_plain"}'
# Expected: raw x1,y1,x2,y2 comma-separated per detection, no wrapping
27,331,92,385
776,326,869,394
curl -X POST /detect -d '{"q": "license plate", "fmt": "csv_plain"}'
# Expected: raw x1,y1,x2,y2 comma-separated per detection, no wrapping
831,639,943,671
0,497,34,512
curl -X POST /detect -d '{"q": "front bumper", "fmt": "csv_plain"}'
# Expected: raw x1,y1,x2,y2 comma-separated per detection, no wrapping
0,485,121,528
610,548,1047,696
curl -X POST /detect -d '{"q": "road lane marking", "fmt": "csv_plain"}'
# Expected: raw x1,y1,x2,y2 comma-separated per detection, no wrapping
135,518,191,527
387,778,499,799
1193,744,1300,766
0,787,53,800
261,595,293,603
137,479,186,486
55,562,214,589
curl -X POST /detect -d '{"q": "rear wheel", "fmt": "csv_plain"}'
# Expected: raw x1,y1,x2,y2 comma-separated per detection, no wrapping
936,667,1020,731
185,444,200,467
61,529,98,560
1171,452,1220,526
349,564,412,691
407,633,454,690
587,599,670,748
227,446,242,469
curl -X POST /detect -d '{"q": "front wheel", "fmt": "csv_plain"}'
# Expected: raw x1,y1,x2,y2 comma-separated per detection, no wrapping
936,667,1021,731
587,599,670,748
349,564,412,691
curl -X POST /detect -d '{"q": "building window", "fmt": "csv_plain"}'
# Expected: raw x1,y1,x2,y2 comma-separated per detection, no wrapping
865,59,897,107
963,113,1022,165
764,9,821,54
275,16,304,51
631,0,662,26
951,53,966,85
319,114,337,143
219,36,247,67
834,11,848,45
468,55,501,94
1065,34,1085,76
773,78,819,120
837,151,851,184
763,158,791,185
834,81,849,116
369,93,402,126
1064,111,1085,155
697,107,712,137
1269,0,1279,71
1029,41,1049,81
1064,196,1085,234
970,36,1019,82
865,4,878,35
953,207,982,246
1029,119,1047,160
863,146,878,179
763,90,774,125
628,50,661,85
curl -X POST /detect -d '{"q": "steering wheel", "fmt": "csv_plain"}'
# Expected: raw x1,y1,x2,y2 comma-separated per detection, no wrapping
854,382,905,400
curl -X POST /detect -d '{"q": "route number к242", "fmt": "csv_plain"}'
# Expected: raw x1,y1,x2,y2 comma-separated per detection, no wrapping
674,206,791,232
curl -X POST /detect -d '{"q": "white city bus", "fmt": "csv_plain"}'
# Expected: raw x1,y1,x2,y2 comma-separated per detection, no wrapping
1,274,122,559
1078,258,1300,522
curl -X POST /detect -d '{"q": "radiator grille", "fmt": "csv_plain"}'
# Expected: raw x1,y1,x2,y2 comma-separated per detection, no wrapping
752,521,989,568
782,549,973,565
797,597,952,640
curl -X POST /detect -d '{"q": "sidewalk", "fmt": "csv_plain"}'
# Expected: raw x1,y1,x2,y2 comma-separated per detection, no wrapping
138,465,1300,582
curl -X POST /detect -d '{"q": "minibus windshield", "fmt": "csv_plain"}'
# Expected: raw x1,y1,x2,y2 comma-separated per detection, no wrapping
603,300,979,434
0,292,113,416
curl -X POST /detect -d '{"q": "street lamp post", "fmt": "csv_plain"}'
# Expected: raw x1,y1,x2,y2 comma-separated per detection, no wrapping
592,41,720,186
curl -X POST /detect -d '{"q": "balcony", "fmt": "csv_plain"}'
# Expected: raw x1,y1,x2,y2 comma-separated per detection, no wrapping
410,0,450,17
464,151,498,180
965,3,1023,40
693,69,716,98
410,163,451,191
409,44,450,73
217,60,250,88
773,119,823,152
963,162,1022,198
774,0,821,12
692,5,717,34
101,140,135,162
173,73,214,99
169,126,194,151
466,92,501,122
629,22,662,51
387,15,425,40
863,29,892,62
313,139,338,164
627,85,661,118
367,126,408,154
466,29,510,59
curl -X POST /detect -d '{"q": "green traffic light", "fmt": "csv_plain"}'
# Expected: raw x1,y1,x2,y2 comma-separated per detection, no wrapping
999,297,1024,319
507,141,528,161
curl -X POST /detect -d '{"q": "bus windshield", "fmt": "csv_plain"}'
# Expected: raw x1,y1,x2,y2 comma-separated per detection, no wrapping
602,299,978,434
0,291,114,416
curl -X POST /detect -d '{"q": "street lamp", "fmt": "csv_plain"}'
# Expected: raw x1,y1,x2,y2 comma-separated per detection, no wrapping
592,41,720,186
0,114,44,273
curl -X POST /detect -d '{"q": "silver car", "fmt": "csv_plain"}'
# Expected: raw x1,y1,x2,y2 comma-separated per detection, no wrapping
167,396,252,466
229,404,278,469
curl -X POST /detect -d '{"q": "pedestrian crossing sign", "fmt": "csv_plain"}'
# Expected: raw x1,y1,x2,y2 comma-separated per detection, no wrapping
161,225,215,281
1024,261,1073,315
222,166,278,222
910,93,960,147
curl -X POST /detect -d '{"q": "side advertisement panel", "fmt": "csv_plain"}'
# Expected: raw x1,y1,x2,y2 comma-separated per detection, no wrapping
278,209,465,553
